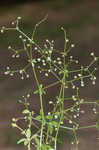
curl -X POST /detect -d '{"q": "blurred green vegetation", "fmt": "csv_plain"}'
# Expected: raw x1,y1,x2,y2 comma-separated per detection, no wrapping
0,4,23,15
7,127,74,148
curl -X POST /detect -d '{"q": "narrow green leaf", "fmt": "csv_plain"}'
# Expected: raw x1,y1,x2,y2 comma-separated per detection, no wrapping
42,119,46,125
35,115,41,120
51,121,58,127
24,140,28,146
48,125,53,135
46,115,53,120
34,90,39,95
26,128,31,138
22,109,30,114
34,137,40,146
17,138,26,144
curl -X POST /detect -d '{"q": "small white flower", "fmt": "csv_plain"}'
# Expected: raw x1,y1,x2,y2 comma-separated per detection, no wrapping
10,73,14,76
80,99,84,103
81,81,84,87
75,60,79,64
19,35,22,39
93,76,96,80
47,57,51,61
58,61,62,64
4,71,9,75
70,56,73,59
48,69,51,72
51,40,54,43
54,115,58,119
94,57,97,61
34,47,37,50
16,54,20,58
2,26,5,29
8,46,11,49
57,57,61,60
54,68,57,71
42,59,45,63
49,101,53,104
78,74,81,77
72,85,75,89
1,29,4,33
81,66,83,69
49,50,52,54
45,51,48,54
60,121,63,124
93,108,96,112
72,95,77,101
26,74,29,78
66,39,69,42
55,127,57,131
27,44,30,47
77,113,79,117
46,39,48,42
71,44,75,48
37,58,41,62
12,54,15,58
74,76,77,79
19,70,23,74
23,39,26,42
7,66,10,70
27,94,30,98
69,120,72,124
70,109,74,112
65,86,68,88
45,73,48,77
77,108,80,111
12,22,15,25
90,52,94,56
73,115,77,118
43,63,46,66
17,16,22,20
38,66,40,69
92,81,95,85
94,67,97,71
21,76,24,80
48,112,51,115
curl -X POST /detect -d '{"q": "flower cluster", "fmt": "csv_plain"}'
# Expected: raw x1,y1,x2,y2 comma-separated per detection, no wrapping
1,16,99,150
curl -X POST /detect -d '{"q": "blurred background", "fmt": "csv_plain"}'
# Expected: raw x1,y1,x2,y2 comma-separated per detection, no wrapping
0,0,99,150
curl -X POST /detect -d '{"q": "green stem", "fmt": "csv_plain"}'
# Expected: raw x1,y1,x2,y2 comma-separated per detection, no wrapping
39,93,44,150
28,141,31,150
78,124,96,130
32,67,39,88
43,81,60,90
17,28,35,44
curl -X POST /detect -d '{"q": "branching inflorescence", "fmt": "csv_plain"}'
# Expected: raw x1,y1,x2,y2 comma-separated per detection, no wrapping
1,16,99,150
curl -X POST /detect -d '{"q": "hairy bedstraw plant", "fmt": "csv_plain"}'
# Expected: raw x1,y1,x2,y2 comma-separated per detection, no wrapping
1,16,99,150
